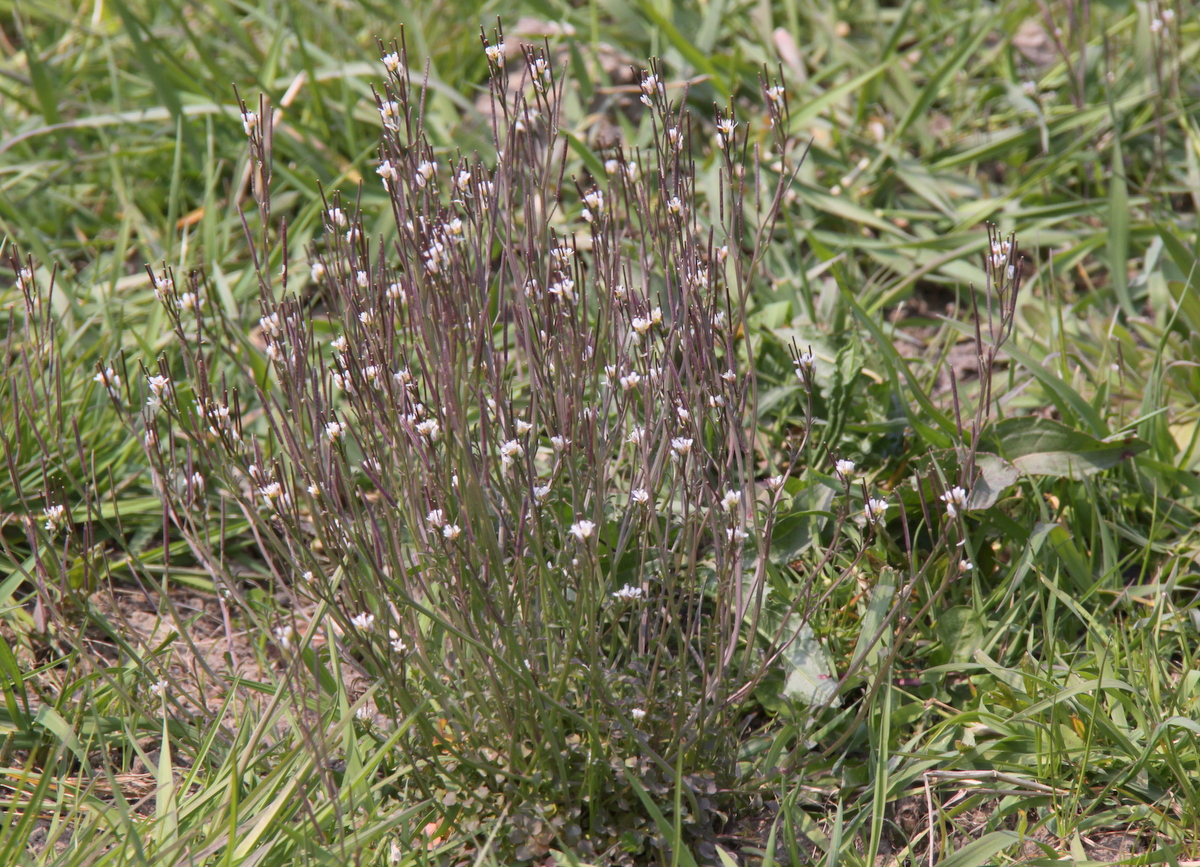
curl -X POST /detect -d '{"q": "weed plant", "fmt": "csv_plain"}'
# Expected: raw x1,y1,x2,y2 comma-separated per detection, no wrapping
3,4,1200,866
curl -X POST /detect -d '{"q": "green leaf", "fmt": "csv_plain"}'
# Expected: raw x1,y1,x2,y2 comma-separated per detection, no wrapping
851,581,895,678
624,774,700,867
937,831,1020,867
890,15,993,144
565,132,607,183
1108,132,1133,314
968,453,1018,509
936,606,986,664
779,620,839,706
636,2,729,99
985,417,1148,479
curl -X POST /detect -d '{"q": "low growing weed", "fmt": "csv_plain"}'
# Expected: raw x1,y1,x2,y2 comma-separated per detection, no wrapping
2,7,1200,866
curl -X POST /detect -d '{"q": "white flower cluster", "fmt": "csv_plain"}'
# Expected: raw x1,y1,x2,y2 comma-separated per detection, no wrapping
941,486,968,519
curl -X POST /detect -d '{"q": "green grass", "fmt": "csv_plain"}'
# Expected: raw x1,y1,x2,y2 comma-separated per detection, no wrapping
2,0,1200,865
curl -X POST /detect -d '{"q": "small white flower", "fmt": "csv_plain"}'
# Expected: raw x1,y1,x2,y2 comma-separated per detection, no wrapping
443,524,461,540
499,438,524,468
455,169,472,191
355,706,373,722
670,437,693,457
415,419,441,441
941,486,968,518
310,261,326,283
485,42,505,64
959,560,974,572
241,110,258,136
273,624,295,651
178,291,199,311
146,375,170,408
388,628,408,654
427,509,446,528
795,351,815,374
569,520,596,541
330,336,347,355
835,459,856,479
630,488,650,505
191,472,205,493
666,126,683,149
43,504,67,532
514,106,540,132
613,584,645,601
620,371,641,391
726,526,749,542
640,72,659,96
721,489,740,512
327,208,348,228
350,612,375,631
721,368,737,383
630,707,647,720
628,426,646,444
766,84,786,104
416,160,436,187
550,435,571,451
605,158,620,175
355,270,369,289
548,278,576,302
325,420,347,442
302,571,315,583
631,316,652,335
767,475,786,492
378,100,401,130
666,196,683,215
150,679,169,697
533,483,552,503
358,308,375,325
650,306,663,326
258,482,282,501
676,406,690,424
515,420,533,436
387,282,406,303
383,52,401,73
307,482,320,497
865,497,888,523
584,189,604,211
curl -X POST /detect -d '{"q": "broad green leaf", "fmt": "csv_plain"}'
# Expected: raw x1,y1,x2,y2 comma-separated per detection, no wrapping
968,453,1018,509
851,580,895,677
779,620,839,706
936,606,986,664
985,417,1148,479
